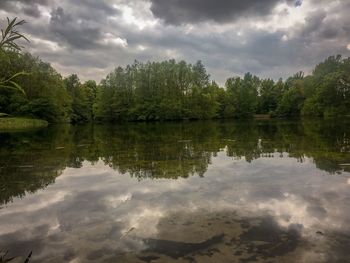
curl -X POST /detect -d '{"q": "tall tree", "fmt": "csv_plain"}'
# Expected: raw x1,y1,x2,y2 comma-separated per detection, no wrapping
64,74,91,123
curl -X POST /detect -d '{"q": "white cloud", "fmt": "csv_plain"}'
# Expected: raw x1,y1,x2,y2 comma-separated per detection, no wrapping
114,3,157,30
29,35,64,52
101,33,128,47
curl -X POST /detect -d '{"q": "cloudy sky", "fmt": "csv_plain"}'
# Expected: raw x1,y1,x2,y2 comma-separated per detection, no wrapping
0,0,349,84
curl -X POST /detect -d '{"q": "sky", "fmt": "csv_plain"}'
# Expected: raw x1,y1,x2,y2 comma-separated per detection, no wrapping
0,0,350,84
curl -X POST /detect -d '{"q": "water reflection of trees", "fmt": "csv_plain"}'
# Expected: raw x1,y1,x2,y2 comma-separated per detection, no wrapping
1,119,349,204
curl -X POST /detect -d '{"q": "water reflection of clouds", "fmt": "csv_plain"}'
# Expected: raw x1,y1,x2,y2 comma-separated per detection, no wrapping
1,153,350,261
211,154,350,230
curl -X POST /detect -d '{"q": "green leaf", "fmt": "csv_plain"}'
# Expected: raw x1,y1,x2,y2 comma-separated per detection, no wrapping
0,17,28,51
6,36,22,42
4,18,16,36
0,84,18,91
8,81,26,95
4,71,29,82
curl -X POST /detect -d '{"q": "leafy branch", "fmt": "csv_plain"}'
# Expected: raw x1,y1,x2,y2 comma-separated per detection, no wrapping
0,17,30,95
0,72,28,94
0,17,29,51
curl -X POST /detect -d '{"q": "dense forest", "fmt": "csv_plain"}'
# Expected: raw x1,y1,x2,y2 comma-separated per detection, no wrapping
1,18,350,123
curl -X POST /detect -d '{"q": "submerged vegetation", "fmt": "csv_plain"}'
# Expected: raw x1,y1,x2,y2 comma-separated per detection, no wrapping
1,17,350,123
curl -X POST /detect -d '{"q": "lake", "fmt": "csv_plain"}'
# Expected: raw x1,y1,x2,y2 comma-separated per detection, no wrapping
0,120,350,262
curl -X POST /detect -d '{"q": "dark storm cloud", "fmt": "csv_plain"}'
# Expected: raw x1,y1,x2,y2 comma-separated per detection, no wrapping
76,0,118,16
22,5,42,17
49,7,102,49
43,0,120,49
0,0,49,6
150,0,295,25
298,5,350,43
1,0,349,83
19,0,49,4
0,0,49,17
300,10,327,37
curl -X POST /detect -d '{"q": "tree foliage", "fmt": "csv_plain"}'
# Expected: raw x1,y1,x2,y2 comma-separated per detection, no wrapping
95,60,218,121
0,52,72,122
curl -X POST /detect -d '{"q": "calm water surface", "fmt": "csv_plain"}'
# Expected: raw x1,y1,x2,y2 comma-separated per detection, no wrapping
0,120,350,262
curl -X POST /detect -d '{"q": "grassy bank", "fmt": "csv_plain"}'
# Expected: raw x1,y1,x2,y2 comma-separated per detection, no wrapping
0,117,48,130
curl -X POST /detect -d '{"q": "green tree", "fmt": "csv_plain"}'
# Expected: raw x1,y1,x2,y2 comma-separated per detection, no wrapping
0,52,71,122
82,80,98,120
225,73,259,118
276,72,305,117
258,79,277,114
301,55,350,117
64,74,91,123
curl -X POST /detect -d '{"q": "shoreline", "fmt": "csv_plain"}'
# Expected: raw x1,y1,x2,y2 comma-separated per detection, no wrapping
0,117,48,130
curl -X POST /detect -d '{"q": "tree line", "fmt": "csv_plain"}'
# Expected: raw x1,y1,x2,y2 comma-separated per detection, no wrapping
1,19,350,123
2,53,350,123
